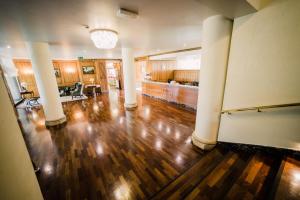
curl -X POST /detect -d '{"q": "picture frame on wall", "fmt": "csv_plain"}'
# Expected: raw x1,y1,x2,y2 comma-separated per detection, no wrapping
54,68,61,77
82,66,95,74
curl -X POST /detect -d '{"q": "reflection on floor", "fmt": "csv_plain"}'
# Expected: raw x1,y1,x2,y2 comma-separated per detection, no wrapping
17,90,300,200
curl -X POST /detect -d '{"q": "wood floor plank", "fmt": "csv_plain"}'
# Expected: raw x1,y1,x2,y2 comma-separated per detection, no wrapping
16,91,300,200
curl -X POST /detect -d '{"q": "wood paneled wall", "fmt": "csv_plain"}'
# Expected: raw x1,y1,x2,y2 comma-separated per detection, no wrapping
13,59,39,96
14,59,118,96
113,61,123,89
78,59,113,92
78,60,96,84
148,60,176,82
137,59,200,83
53,60,80,86
174,70,199,82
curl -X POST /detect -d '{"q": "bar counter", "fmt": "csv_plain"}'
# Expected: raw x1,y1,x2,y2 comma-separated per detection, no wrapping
142,80,198,109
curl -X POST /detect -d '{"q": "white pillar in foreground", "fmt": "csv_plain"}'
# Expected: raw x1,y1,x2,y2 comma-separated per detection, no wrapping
26,42,66,126
192,15,233,150
122,47,137,110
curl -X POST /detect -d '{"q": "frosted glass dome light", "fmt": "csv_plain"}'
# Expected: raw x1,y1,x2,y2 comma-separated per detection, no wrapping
90,29,118,49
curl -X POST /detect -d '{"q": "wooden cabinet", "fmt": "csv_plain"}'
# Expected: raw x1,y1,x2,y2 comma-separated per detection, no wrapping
142,81,198,109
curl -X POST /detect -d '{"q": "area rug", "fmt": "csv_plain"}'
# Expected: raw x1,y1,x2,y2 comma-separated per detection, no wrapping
16,95,88,109
60,95,88,103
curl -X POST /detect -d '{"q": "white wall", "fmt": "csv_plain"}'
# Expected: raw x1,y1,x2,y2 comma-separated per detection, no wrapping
0,73,43,199
176,54,201,70
0,57,21,101
4,75,21,101
149,49,202,70
218,0,300,150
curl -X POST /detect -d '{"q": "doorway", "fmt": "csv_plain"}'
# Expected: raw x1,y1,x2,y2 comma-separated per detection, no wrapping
105,61,122,91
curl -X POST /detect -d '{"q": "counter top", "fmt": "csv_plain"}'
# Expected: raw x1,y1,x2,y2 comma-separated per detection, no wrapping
142,80,198,109
142,80,198,89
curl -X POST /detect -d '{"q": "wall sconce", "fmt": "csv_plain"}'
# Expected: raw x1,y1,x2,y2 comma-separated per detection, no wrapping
20,82,28,91
89,78,95,84
23,68,33,75
65,67,75,74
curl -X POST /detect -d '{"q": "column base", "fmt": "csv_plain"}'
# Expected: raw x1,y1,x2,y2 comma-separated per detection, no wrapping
45,115,67,127
124,103,137,111
192,131,216,151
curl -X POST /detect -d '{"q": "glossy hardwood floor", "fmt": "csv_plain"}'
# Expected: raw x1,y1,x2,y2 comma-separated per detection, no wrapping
17,90,300,200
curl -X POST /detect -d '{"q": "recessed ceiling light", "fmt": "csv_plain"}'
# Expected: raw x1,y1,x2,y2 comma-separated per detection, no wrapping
6,45,11,49
183,43,187,47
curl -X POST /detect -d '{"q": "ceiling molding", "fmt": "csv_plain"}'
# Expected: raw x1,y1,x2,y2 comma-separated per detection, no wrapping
136,47,202,61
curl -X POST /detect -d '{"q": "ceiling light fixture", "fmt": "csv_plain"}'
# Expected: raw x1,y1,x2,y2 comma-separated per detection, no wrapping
90,29,118,49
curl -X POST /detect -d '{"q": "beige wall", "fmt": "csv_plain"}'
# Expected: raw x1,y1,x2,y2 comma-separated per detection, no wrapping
247,0,273,10
218,0,300,150
0,73,43,199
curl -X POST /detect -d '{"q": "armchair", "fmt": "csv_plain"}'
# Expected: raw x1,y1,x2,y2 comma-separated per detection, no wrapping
85,86,94,96
71,83,84,99
70,82,79,92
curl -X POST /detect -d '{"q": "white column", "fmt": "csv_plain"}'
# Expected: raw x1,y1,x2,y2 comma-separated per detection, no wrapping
122,47,137,109
26,42,66,126
192,15,233,150
0,72,43,199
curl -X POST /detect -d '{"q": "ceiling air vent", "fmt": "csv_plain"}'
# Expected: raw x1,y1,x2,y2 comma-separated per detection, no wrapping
117,8,139,19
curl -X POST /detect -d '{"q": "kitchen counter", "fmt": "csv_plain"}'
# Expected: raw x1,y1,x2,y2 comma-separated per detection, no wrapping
142,80,198,109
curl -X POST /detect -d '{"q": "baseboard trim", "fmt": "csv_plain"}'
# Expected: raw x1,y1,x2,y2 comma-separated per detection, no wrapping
219,141,300,156
45,116,67,127
124,103,137,110
192,132,216,151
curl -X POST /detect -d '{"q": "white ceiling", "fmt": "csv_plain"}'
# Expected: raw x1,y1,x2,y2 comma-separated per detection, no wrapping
0,0,255,59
